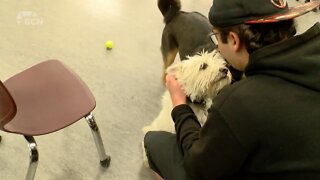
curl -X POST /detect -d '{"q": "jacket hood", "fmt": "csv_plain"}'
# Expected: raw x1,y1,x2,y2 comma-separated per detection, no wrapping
245,22,320,91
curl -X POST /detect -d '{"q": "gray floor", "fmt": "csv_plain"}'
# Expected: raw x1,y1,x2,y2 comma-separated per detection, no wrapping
0,0,319,179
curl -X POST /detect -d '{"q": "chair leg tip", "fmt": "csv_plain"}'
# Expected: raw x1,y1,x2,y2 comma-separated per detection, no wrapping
100,155,111,167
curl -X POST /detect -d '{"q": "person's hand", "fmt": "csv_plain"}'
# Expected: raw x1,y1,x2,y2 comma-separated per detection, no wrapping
165,74,187,107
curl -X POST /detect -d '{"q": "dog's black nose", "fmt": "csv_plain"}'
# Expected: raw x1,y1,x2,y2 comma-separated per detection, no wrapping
219,67,228,74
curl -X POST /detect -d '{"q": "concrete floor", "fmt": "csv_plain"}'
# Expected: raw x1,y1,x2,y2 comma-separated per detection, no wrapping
0,0,319,179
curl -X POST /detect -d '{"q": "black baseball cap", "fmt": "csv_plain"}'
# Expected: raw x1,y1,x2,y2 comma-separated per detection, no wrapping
209,0,320,27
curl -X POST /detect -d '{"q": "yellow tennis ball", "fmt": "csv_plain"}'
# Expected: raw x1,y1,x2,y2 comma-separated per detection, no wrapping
105,40,113,49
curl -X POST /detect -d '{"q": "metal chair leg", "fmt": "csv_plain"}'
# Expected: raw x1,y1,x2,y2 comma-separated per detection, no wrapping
24,136,39,180
85,113,111,167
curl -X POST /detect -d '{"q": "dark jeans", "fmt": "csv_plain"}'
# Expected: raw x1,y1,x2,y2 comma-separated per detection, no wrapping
144,131,194,180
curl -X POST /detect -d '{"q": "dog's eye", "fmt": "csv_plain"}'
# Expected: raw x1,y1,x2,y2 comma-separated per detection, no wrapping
199,63,208,70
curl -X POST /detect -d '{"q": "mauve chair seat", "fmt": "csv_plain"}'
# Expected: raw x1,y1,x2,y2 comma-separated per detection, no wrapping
3,60,96,136
0,82,16,128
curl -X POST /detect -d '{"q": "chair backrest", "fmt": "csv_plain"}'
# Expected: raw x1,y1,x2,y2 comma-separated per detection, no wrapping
0,80,17,129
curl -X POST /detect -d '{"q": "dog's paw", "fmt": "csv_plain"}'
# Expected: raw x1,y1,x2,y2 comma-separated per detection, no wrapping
141,141,150,168
142,126,150,135
143,156,150,168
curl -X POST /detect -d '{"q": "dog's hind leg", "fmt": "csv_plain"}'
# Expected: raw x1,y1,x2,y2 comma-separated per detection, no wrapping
161,29,178,84
162,48,178,84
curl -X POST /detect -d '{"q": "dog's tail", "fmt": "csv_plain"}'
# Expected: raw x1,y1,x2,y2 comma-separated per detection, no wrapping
158,0,181,24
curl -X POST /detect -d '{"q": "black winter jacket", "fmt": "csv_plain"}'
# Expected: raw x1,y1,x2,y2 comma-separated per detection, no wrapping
172,22,320,180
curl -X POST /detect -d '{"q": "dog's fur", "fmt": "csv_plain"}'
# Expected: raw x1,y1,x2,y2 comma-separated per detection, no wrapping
142,51,232,167
158,0,243,83
158,0,216,82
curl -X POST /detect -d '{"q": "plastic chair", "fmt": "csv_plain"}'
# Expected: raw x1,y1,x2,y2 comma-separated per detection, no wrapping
0,60,111,180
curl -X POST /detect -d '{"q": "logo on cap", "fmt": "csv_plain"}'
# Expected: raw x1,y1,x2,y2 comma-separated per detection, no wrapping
271,0,287,9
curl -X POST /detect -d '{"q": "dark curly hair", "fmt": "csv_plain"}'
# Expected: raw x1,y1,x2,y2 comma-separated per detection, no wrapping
216,20,297,54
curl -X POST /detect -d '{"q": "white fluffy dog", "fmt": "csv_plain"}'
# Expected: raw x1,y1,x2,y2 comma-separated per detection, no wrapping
142,50,232,167
143,50,232,134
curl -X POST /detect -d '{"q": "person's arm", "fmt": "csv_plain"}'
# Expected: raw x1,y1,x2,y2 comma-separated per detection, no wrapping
166,74,248,179
172,105,248,179
165,74,187,107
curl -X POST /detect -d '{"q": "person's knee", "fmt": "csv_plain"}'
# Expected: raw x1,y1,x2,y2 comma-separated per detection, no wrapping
143,131,154,148
143,131,170,177
144,131,169,162
144,131,174,149
143,131,193,180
